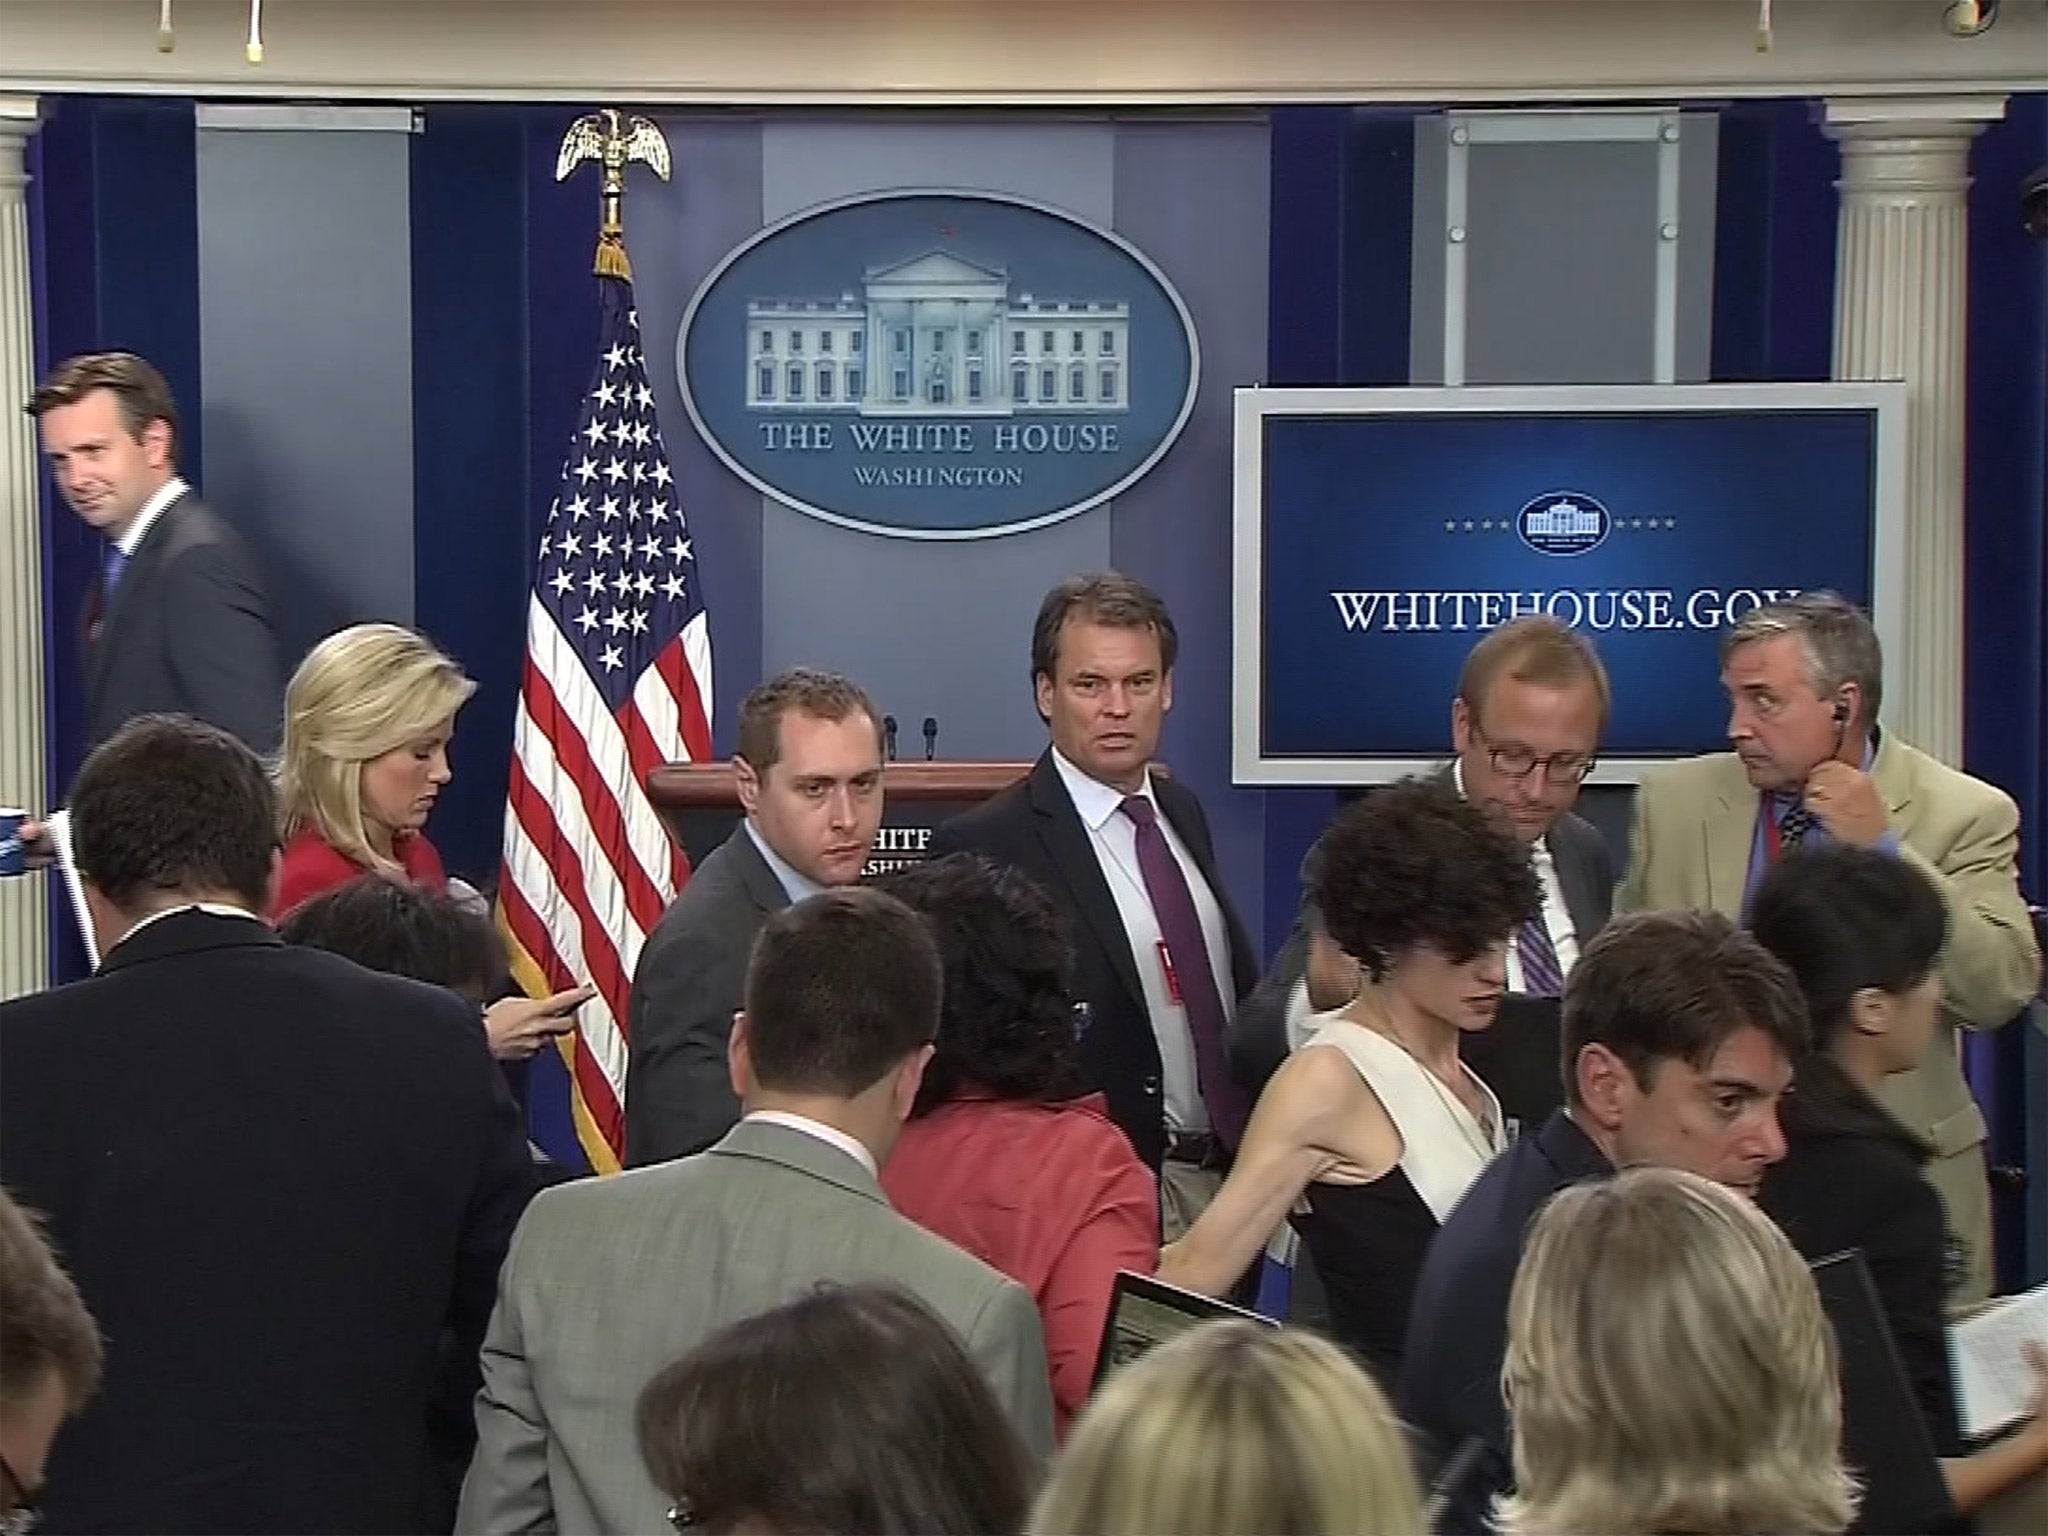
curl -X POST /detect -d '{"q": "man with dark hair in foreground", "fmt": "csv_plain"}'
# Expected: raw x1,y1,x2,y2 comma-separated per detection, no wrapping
0,715,536,1533
460,888,1054,1535
1399,909,1808,1534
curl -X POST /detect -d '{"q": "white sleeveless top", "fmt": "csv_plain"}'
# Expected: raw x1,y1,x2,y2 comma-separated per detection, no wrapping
1301,1011,1508,1223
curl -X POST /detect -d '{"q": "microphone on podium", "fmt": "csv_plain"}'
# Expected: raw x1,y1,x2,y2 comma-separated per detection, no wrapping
922,716,939,761
882,715,899,762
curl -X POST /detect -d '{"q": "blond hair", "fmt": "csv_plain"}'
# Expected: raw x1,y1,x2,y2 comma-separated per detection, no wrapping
1031,1321,1424,1536
276,624,475,873
1499,1167,1856,1536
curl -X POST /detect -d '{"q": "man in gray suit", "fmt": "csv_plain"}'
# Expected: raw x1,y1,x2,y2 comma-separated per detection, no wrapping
1231,616,1614,1133
623,669,885,1166
459,888,1054,1534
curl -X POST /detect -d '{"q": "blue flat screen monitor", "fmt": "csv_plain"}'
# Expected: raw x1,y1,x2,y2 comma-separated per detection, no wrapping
1232,384,1905,784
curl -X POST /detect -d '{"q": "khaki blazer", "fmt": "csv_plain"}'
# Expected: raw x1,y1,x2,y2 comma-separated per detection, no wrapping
1618,733,2041,1305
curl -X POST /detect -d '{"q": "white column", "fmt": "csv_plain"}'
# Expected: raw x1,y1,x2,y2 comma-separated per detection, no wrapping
0,97,45,1003
1825,96,2003,766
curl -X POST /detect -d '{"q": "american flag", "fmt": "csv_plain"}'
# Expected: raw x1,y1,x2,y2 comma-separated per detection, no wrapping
498,272,713,1174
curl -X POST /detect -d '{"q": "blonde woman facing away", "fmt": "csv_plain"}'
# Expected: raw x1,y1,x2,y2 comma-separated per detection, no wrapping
274,623,591,1059
1031,1320,1424,1536
1500,1166,1857,1536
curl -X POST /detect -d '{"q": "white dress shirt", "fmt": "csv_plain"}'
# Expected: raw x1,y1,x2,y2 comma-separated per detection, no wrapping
741,1109,878,1178
115,475,189,558
1052,748,1234,1133
1453,761,1580,992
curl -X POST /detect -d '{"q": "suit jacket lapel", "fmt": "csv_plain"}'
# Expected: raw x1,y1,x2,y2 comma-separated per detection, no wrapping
1870,731,1915,825
1027,753,1147,1012
723,822,794,917
1702,763,1757,916
86,493,186,687
1154,772,1256,991
1545,821,1605,941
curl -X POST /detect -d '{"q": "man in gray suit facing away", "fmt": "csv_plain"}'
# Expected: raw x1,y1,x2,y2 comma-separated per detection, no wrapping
458,887,1055,1534
624,669,885,1166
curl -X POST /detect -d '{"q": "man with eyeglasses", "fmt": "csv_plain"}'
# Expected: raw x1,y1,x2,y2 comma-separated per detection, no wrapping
1230,616,1613,1134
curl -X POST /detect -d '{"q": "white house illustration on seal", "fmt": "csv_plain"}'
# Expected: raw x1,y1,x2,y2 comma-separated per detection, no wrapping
1523,498,1605,539
745,250,1129,416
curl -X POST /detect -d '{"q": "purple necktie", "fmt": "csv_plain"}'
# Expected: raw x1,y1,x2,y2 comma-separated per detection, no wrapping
102,543,129,600
1516,911,1563,998
1120,795,1249,1149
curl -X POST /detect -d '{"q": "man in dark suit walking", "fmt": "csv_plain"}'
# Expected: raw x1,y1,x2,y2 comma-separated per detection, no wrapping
29,352,283,756
0,715,537,1534
931,573,1256,1238
1230,616,1615,1137
624,669,886,1166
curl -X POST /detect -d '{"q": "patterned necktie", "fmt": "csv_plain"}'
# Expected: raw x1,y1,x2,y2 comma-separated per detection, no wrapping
1778,801,1821,852
1120,795,1249,1148
1516,911,1563,998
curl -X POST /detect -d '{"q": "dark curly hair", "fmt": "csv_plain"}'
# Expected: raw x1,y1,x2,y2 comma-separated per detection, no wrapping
878,853,1089,1115
1314,777,1540,980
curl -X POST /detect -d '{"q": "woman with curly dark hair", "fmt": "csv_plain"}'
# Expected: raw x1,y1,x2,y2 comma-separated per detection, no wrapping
1159,778,1538,1382
878,853,1157,1437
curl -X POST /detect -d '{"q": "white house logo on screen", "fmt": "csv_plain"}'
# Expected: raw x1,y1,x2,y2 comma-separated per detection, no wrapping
1516,492,1613,556
678,190,1199,540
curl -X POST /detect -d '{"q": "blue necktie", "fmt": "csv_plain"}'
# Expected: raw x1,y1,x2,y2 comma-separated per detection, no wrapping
102,543,129,600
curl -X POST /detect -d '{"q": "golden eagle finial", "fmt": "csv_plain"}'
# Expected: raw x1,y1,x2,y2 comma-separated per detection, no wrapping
556,110,672,280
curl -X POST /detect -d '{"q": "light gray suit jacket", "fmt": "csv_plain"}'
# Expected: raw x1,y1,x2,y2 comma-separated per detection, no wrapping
623,827,789,1167
455,1119,1055,1535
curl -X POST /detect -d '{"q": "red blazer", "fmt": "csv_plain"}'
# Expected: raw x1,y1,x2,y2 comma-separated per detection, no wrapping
881,1092,1158,1436
272,826,448,919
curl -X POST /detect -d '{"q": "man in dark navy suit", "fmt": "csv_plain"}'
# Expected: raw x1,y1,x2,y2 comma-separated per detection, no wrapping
0,716,535,1533
931,573,1256,1239
1398,910,1806,1533
30,351,282,756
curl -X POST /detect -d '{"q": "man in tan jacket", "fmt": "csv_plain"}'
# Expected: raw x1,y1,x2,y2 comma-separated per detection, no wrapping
1619,592,2040,1305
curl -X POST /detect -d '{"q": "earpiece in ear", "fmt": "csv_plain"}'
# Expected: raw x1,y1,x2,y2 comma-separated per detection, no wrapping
1831,700,1849,725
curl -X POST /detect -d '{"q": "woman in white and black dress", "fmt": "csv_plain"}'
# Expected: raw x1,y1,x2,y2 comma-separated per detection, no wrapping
1158,778,1538,1384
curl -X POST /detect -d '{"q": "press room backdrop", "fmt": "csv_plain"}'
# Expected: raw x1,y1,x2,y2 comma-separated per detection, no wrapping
27,96,2047,967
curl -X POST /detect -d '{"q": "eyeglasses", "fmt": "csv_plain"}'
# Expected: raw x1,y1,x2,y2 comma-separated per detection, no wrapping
1470,725,1596,785
0,1449,42,1536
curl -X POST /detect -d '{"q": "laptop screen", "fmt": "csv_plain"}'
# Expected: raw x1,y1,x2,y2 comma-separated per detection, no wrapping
1092,1271,1278,1391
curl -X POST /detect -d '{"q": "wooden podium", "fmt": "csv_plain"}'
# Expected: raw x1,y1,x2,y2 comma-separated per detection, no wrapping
645,760,1031,878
